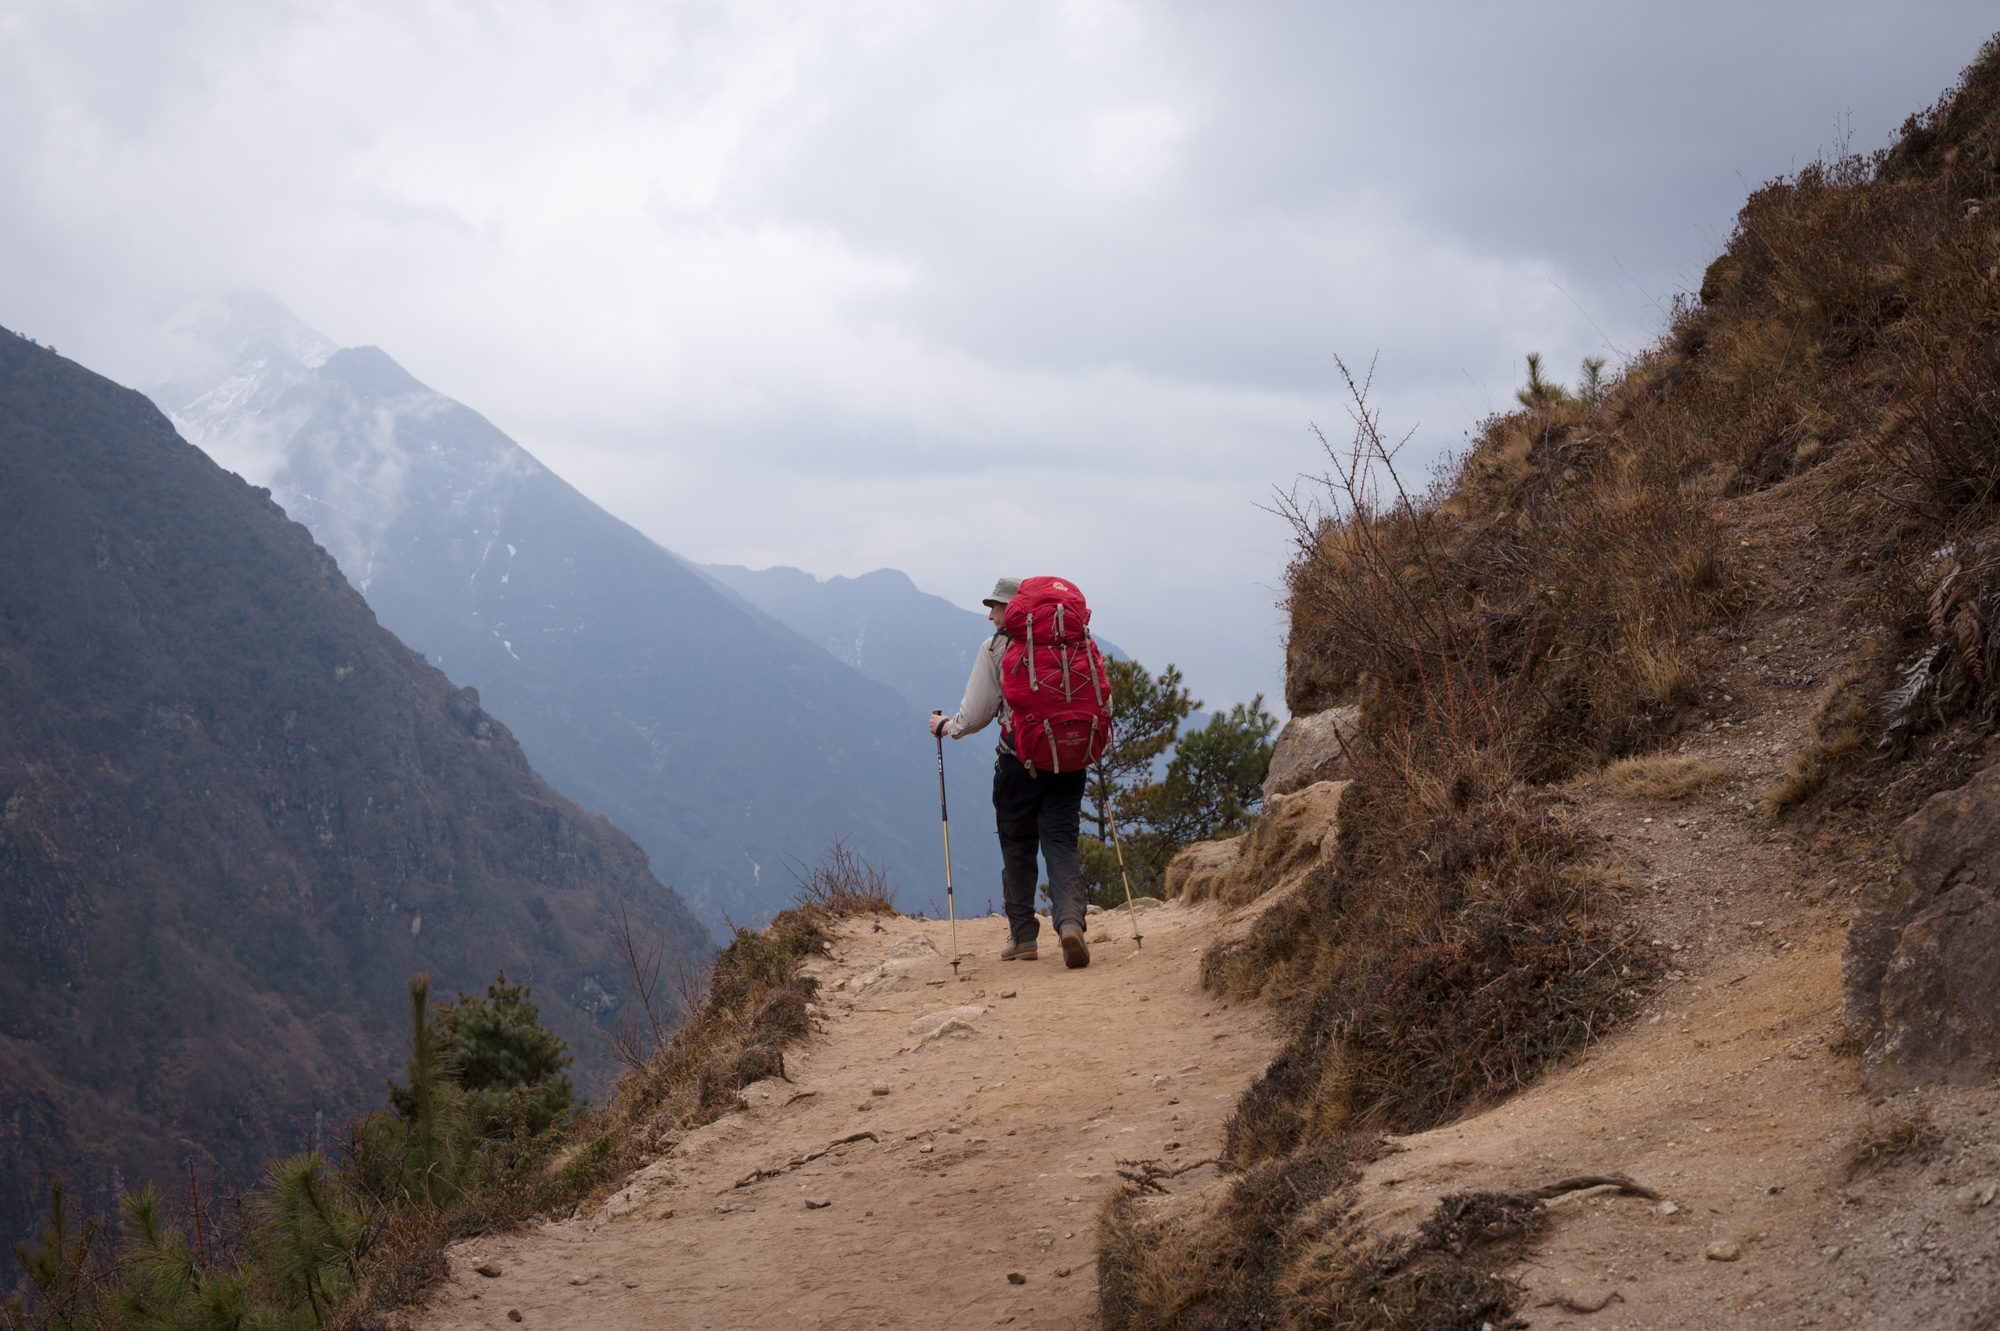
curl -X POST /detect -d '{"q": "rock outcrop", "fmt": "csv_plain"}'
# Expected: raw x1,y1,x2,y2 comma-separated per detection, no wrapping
1847,762,2000,1089
1167,779,1346,909
1262,706,1361,800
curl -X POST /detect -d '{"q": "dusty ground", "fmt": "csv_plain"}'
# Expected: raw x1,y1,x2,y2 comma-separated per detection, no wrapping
1346,491,2000,1328
418,481,2000,1331
419,901,1278,1331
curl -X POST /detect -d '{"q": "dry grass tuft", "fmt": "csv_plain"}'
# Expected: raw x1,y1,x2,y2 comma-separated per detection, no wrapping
1100,1145,1557,1331
1219,785,1653,1167
1097,1135,1383,1331
1764,668,1876,813
1846,1107,1942,1180
1600,753,1734,800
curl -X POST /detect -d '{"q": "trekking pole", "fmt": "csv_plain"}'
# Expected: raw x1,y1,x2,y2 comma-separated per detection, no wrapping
932,713,962,973
1101,779,1144,950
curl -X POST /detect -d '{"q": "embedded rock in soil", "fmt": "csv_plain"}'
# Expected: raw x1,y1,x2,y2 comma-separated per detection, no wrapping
1846,762,2000,1089
1164,838,1244,899
1167,779,1345,908
1262,705,1360,799
908,1005,986,1038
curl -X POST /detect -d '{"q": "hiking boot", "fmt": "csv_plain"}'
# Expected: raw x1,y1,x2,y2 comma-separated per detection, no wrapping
1000,937,1038,961
1059,921,1090,970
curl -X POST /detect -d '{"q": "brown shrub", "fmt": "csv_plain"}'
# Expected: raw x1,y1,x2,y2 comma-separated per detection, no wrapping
1100,1144,1555,1331
1222,786,1653,1167
1098,1135,1383,1331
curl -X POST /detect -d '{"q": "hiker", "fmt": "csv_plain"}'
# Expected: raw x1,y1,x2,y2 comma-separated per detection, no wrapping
928,576,1112,969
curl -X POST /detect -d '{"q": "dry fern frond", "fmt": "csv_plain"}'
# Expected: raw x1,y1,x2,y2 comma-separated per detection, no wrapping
1881,644,1947,754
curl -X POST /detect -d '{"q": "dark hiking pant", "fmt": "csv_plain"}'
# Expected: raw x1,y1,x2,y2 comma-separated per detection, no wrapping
992,751,1088,945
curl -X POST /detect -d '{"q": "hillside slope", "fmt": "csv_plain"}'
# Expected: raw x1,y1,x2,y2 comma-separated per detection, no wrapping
0,328,712,1251
1092,35,2000,1331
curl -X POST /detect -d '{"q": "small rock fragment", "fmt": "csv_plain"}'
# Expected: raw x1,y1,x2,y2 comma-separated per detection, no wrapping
1055,1267,1072,1278
1000,990,1017,999
623,1281,639,1290
1655,1200,1680,1216
805,1198,832,1210
475,1263,504,1278
872,1080,891,1096
1705,1240,1741,1262
506,1312,523,1324
1007,1272,1027,1285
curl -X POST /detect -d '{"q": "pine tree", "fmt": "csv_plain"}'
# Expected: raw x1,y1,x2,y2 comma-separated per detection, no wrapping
258,1156,361,1326
432,974,574,1135
1077,663,1276,902
10,1181,104,1331
1515,351,1568,409
1145,696,1279,848
115,1184,266,1331
1084,660,1196,844
379,975,475,1208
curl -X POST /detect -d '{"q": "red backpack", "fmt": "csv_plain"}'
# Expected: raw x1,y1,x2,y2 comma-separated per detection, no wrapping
1000,576,1113,773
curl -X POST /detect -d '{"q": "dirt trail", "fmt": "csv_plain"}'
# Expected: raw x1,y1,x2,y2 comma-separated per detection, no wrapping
1347,493,2000,1328
421,902,1278,1331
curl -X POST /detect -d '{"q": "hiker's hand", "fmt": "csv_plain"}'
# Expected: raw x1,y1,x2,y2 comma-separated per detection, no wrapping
929,711,951,738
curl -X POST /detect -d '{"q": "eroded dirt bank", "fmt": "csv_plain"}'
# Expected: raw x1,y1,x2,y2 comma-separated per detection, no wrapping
420,902,1278,1331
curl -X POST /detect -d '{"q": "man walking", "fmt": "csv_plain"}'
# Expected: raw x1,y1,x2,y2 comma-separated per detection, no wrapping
928,577,1096,969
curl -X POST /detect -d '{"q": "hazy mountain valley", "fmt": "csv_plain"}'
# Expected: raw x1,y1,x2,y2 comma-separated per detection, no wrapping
149,295,1003,938
10,21,2000,1331
0,329,712,1252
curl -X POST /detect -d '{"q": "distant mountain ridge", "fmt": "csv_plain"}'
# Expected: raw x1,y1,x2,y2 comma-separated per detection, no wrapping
699,562,1131,715
149,296,992,935
698,563,993,715
0,325,712,1251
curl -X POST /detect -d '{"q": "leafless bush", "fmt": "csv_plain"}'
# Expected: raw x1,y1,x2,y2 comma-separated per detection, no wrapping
607,903,676,1073
788,837,897,915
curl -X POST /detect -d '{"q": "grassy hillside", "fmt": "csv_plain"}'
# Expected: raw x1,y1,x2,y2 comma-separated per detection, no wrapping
1101,34,2000,1329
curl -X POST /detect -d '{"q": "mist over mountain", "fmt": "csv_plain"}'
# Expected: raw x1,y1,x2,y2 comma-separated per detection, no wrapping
699,562,1128,714
0,325,712,1250
699,563,991,715
149,296,992,935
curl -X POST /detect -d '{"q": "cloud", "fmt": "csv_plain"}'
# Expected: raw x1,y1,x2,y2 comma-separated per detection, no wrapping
1,0,1994,710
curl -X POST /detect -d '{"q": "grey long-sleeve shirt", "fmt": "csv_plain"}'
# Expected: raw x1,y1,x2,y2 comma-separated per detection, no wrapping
940,632,1011,750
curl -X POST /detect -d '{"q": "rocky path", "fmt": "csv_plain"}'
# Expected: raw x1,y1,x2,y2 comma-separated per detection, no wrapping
421,901,1278,1331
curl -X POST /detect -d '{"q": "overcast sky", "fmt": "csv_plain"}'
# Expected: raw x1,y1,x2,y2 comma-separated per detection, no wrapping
3,2,1994,713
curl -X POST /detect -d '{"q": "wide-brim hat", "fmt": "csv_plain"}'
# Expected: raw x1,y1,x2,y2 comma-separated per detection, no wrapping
981,576,1022,608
